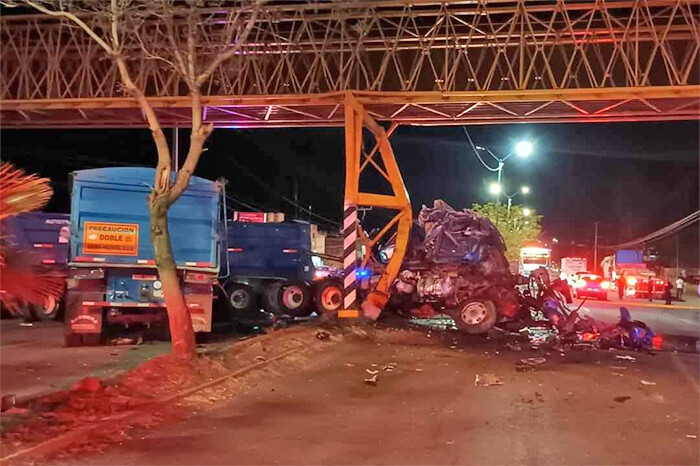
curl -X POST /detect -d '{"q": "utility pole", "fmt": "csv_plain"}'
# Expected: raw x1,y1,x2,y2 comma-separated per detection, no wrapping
293,179,299,219
593,221,599,274
675,234,680,278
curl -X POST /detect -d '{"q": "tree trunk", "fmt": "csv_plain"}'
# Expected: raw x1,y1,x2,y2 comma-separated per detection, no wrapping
149,192,196,359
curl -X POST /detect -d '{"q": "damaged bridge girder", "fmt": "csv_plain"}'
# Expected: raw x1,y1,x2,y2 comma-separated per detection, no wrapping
341,92,412,319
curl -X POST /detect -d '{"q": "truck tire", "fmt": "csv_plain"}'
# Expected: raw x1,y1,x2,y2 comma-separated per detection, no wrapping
30,295,61,321
314,279,343,315
451,299,497,335
279,281,312,317
262,282,283,315
225,283,258,315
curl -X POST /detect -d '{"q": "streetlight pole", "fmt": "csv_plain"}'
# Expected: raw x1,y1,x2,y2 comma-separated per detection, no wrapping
593,221,599,274
463,128,533,205
505,186,530,217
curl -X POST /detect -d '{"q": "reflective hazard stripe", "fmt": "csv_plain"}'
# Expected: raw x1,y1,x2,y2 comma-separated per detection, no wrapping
341,204,358,317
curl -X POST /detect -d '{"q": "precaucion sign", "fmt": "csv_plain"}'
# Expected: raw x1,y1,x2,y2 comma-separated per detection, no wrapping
83,222,139,256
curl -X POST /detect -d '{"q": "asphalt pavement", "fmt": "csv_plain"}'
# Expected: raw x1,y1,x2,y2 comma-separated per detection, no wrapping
0,321,169,403
575,293,700,340
53,333,700,466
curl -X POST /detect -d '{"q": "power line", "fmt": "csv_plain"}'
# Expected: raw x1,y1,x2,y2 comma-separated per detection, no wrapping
462,127,499,172
605,210,700,249
228,158,340,227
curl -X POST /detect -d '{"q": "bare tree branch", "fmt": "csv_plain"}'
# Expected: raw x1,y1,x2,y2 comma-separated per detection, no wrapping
24,0,115,55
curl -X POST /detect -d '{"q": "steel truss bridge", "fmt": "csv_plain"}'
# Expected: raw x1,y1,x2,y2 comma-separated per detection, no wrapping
1,0,699,315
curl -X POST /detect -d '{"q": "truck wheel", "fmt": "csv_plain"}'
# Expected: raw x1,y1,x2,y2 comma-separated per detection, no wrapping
30,295,61,321
279,281,312,317
225,283,258,315
262,282,283,315
452,299,497,335
314,280,343,315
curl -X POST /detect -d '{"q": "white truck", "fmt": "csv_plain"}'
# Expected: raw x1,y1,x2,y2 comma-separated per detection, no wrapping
518,247,551,277
560,257,588,281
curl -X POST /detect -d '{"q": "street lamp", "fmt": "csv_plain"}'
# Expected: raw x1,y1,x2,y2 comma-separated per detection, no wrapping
523,208,532,217
515,141,533,158
463,128,534,203
505,185,531,216
489,182,502,195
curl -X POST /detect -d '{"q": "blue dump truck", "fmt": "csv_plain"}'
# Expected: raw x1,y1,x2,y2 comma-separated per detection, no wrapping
223,221,342,318
0,212,70,320
65,167,224,346
64,167,342,346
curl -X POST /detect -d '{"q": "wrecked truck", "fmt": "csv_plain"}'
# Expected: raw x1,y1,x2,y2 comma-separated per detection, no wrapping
376,200,520,334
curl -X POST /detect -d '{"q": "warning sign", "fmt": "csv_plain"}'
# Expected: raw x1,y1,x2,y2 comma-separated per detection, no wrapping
83,222,139,256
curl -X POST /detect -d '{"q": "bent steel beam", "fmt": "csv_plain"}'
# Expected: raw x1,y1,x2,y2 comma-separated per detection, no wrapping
340,92,412,319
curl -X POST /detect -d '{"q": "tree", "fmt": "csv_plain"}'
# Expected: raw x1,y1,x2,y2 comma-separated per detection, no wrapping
11,0,262,358
471,202,542,262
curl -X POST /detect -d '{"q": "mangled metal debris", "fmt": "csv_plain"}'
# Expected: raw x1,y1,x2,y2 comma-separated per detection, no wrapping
382,200,518,334
376,200,659,354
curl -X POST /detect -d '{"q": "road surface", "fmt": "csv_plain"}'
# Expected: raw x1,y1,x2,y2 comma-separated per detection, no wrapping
0,321,169,402
53,330,700,466
575,297,700,339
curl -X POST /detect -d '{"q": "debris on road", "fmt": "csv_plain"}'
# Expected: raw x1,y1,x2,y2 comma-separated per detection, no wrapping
640,380,657,386
364,374,379,386
366,369,379,375
614,396,632,403
612,373,624,377
687,435,698,439
474,373,503,387
315,330,331,340
18,322,33,327
110,336,143,346
505,342,522,352
615,355,637,362
520,357,546,366
610,366,627,370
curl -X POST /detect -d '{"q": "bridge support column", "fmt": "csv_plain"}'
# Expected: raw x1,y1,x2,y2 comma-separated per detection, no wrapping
340,92,412,320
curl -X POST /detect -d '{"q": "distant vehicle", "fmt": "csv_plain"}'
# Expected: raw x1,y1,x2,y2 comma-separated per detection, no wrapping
1,212,70,320
623,273,665,299
572,272,609,300
519,247,551,277
560,257,588,282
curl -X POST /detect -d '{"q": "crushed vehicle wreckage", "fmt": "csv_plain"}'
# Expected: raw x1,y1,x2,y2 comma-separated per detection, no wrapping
370,200,657,351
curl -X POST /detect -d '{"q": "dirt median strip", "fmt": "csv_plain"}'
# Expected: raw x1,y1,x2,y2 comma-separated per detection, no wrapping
0,344,312,465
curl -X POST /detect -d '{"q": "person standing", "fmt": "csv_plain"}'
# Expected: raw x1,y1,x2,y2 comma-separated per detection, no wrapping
617,272,626,300
663,281,673,305
648,278,654,302
675,276,685,300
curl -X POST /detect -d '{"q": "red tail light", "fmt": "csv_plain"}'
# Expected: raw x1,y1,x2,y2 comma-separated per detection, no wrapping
652,335,663,350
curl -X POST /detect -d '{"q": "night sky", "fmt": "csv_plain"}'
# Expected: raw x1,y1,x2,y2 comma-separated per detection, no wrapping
1,120,698,267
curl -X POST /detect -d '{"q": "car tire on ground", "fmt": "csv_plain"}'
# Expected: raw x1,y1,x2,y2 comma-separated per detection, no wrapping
279,281,312,317
225,283,258,316
262,282,283,315
314,279,343,316
451,298,497,334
